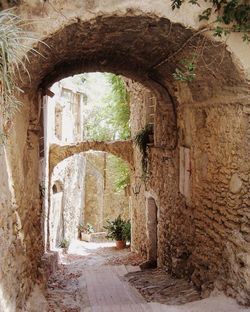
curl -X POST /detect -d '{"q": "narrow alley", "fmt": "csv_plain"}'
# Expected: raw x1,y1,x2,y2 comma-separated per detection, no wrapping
1,1,250,311
43,241,249,312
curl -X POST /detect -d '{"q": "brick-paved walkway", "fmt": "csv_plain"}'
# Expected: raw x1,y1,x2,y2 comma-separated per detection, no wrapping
85,265,152,312
46,241,250,312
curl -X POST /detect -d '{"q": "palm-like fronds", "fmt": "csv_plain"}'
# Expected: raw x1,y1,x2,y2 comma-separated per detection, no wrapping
0,10,39,143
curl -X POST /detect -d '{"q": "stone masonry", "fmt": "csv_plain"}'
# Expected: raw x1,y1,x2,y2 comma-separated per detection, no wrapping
0,0,249,310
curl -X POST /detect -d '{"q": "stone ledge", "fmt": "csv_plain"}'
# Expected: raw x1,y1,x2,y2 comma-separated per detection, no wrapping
81,232,107,242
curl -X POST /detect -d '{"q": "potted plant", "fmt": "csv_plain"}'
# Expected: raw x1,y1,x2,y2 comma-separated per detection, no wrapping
104,215,131,249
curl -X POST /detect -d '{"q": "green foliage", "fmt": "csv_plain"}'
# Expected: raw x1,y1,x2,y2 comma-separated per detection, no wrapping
105,73,131,140
108,155,130,192
78,223,94,234
173,59,196,82
59,239,70,249
83,73,131,141
171,0,250,42
171,0,184,9
134,124,153,156
84,105,115,141
0,10,39,142
134,124,153,174
199,8,212,21
104,215,131,242
122,220,131,243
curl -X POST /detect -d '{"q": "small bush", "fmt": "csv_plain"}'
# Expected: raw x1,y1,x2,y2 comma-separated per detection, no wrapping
59,239,70,249
104,215,131,242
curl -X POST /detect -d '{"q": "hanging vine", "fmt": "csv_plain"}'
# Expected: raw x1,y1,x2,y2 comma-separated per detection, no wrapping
170,0,250,81
171,0,250,41
134,124,154,177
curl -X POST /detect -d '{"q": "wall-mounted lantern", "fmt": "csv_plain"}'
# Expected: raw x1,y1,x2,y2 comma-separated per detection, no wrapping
132,183,141,196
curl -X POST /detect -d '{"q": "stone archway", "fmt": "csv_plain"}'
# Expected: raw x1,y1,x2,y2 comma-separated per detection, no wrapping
52,180,63,194
48,146,133,250
1,1,250,309
49,140,134,177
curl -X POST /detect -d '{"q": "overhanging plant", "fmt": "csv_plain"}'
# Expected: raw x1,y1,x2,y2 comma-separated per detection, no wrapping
134,124,154,175
169,0,250,82
0,10,45,144
171,0,250,43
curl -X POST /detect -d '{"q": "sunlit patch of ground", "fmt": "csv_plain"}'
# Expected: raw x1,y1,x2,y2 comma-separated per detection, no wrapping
43,240,250,312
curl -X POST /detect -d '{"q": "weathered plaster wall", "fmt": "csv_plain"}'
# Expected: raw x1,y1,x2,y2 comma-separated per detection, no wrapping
0,146,22,312
103,154,130,223
84,152,105,232
50,154,86,248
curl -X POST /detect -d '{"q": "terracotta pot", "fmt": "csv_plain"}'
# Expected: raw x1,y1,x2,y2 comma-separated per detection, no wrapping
116,240,126,249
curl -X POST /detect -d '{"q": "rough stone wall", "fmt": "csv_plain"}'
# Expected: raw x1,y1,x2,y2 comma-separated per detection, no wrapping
15,0,250,88
129,78,250,304
84,152,130,231
177,101,250,303
50,154,86,248
49,140,134,176
0,95,44,311
129,81,150,257
129,81,193,274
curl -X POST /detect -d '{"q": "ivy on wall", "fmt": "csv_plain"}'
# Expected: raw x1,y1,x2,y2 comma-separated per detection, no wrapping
171,0,250,81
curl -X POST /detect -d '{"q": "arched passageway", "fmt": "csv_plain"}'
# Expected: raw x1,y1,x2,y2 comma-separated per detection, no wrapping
49,150,131,251
49,140,134,176
1,1,250,310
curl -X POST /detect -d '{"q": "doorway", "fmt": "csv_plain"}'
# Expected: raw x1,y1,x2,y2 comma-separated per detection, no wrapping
146,197,158,266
